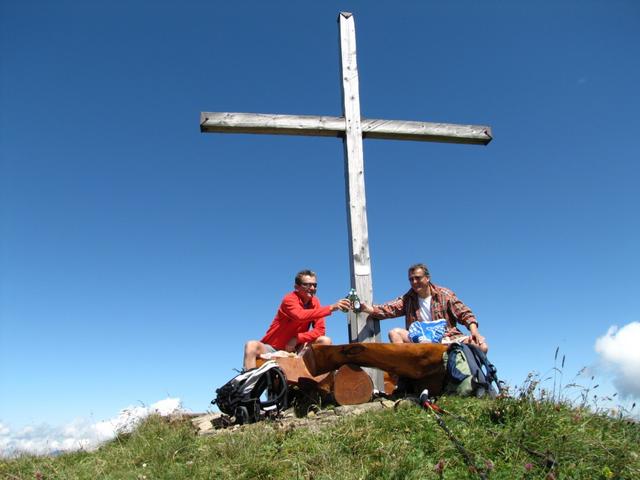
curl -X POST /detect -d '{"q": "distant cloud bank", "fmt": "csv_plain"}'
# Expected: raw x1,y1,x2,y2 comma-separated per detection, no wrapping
0,398,185,458
595,322,640,399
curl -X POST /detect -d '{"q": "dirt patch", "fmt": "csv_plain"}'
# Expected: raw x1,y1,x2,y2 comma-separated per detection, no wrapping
191,398,417,436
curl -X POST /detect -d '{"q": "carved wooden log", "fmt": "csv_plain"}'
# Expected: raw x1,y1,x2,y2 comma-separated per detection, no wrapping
256,356,332,391
303,343,449,380
333,364,373,405
383,371,399,396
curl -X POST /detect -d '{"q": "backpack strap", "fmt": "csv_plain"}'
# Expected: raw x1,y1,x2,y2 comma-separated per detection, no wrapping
462,344,499,398
256,365,288,411
446,343,469,383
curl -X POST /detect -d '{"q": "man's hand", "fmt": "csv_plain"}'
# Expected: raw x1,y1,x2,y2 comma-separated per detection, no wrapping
331,298,352,312
471,331,485,345
357,302,374,314
469,330,488,353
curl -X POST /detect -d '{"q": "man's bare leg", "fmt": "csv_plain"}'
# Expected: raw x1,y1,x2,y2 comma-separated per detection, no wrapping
388,328,410,344
243,340,270,370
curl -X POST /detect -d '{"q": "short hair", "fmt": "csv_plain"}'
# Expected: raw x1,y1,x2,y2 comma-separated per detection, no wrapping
295,269,317,285
408,263,430,277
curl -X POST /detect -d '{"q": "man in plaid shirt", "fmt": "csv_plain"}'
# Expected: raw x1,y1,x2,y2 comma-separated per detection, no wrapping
359,263,488,352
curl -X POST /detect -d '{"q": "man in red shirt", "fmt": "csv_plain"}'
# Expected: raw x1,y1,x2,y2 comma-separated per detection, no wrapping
243,270,352,370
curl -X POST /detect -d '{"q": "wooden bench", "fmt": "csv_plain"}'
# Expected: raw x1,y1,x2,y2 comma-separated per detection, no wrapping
258,342,449,405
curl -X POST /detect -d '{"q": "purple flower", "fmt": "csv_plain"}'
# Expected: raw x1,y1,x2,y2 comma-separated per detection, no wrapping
524,463,534,472
434,459,445,474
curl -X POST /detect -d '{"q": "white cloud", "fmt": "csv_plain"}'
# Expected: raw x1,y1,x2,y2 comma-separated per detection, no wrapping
0,397,186,458
595,322,640,399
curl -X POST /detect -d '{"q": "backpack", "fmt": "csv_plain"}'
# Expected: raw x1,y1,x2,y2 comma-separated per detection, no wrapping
443,343,500,398
212,361,288,424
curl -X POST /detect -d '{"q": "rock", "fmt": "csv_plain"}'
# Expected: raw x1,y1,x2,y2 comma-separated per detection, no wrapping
190,398,405,437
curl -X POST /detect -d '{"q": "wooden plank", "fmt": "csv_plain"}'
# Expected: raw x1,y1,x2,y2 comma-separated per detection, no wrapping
256,356,331,386
200,112,345,138
339,12,381,345
200,112,492,145
303,342,449,380
339,11,384,392
361,118,492,145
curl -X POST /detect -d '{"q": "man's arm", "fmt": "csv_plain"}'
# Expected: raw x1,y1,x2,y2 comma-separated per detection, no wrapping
280,295,351,324
280,295,331,323
447,291,477,328
296,317,326,345
360,296,406,320
447,291,486,348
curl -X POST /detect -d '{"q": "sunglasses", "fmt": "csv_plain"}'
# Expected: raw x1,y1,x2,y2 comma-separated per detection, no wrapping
408,275,426,282
300,282,318,288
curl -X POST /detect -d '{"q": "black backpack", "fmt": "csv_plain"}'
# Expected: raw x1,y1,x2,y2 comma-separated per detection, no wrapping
444,343,500,398
212,361,288,424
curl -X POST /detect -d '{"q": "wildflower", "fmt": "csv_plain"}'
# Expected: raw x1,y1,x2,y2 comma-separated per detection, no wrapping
485,460,494,471
35,473,43,480
601,466,614,479
434,459,445,475
524,463,533,472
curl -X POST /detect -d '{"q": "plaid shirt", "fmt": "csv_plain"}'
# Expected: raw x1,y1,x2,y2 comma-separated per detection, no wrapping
368,284,477,339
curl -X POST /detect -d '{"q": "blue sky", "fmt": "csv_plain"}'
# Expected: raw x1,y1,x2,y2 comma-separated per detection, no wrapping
2,0,639,454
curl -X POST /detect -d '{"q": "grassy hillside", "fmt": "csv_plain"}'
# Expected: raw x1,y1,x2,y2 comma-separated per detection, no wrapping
2,393,638,480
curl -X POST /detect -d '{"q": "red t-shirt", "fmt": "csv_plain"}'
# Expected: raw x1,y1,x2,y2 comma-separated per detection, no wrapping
261,291,332,350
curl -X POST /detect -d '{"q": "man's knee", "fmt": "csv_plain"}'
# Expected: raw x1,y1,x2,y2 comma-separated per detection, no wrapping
388,328,409,343
244,340,262,355
243,340,265,369
314,335,332,345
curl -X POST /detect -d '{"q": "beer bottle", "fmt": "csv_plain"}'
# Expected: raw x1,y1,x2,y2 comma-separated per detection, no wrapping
347,288,362,313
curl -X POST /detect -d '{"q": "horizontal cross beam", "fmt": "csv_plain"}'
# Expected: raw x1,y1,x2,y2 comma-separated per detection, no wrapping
200,112,493,145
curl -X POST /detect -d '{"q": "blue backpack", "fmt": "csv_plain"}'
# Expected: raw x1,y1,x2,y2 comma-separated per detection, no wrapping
444,343,500,398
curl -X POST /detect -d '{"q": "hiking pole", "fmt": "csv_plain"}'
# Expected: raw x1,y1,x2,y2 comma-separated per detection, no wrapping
419,390,487,480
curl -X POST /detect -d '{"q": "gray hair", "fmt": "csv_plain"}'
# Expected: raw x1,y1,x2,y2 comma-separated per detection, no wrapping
408,263,430,277
295,269,317,285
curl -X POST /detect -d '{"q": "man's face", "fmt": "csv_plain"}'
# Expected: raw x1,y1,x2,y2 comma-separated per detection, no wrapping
295,275,318,301
408,268,430,297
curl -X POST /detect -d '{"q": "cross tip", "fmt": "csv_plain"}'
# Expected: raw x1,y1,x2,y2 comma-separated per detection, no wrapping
199,116,208,133
339,12,353,19
484,128,494,144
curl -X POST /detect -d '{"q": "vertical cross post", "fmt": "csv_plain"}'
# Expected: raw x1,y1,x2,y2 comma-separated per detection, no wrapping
339,12,379,345
339,12,383,390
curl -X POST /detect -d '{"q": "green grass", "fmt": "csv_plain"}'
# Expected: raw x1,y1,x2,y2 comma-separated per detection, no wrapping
2,394,639,480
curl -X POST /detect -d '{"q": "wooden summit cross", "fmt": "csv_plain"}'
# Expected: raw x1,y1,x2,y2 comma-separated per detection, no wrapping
200,12,492,388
